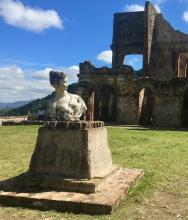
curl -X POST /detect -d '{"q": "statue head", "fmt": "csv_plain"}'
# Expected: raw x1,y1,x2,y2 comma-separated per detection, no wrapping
49,71,68,91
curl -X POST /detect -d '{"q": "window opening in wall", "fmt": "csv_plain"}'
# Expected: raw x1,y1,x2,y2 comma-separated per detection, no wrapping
124,54,143,76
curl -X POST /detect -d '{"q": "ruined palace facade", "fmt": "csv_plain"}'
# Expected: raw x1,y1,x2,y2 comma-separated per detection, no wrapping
77,2,188,127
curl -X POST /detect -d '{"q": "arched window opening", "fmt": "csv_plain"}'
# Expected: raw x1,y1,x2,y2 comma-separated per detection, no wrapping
138,88,153,125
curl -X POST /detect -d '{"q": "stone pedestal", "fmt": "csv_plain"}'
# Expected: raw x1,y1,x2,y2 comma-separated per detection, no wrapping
0,121,144,214
29,121,112,179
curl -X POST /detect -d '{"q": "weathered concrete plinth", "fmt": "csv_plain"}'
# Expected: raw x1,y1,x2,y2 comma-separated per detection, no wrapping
0,168,143,214
0,121,144,214
29,121,112,180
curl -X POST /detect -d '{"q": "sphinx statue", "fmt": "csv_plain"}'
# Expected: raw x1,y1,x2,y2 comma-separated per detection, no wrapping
49,71,87,121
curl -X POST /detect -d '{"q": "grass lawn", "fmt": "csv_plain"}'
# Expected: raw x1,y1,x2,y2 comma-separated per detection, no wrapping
0,125,188,219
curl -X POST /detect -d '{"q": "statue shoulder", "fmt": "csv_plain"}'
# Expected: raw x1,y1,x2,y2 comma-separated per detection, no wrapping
67,92,79,100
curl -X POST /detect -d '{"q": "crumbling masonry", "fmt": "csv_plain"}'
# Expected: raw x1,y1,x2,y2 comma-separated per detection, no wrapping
75,1,188,127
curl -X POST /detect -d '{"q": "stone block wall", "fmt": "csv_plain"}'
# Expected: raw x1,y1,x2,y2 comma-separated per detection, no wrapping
116,95,138,124
152,95,183,127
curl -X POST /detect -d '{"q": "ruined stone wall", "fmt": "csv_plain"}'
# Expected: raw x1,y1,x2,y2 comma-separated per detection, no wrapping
150,14,175,78
150,14,188,78
116,95,138,124
111,1,188,78
152,95,182,127
121,79,188,127
112,12,144,47
111,12,145,68
79,74,116,120
78,1,188,127
79,71,188,127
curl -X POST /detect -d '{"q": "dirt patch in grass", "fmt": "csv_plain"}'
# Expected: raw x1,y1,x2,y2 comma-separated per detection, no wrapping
121,176,188,220
128,187,188,220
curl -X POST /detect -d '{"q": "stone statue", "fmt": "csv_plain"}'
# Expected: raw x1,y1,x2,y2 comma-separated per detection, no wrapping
49,71,87,121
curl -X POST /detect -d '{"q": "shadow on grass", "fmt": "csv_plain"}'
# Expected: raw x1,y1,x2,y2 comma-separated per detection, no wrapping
0,173,49,193
106,123,188,132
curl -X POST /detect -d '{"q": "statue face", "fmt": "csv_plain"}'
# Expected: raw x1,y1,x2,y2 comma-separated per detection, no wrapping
54,76,68,94
60,76,68,89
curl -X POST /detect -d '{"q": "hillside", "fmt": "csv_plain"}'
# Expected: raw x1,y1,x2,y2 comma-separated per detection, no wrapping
0,83,80,116
0,93,55,116
0,101,31,109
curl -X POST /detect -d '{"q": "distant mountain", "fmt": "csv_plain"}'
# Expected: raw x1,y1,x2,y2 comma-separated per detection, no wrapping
0,93,55,116
0,100,32,109
0,83,78,116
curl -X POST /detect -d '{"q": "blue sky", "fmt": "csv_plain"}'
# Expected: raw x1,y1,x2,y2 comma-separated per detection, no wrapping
0,0,188,102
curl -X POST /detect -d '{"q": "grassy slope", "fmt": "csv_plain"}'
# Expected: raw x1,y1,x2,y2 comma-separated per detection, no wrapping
0,126,188,219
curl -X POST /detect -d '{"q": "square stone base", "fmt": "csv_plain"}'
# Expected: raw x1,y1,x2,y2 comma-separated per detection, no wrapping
0,168,143,215
16,165,121,194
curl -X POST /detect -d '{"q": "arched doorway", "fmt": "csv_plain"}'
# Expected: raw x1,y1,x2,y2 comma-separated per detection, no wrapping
182,88,188,126
138,88,153,125
99,86,116,121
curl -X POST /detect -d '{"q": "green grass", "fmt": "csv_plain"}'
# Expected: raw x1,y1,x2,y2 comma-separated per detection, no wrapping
109,128,188,193
0,125,188,219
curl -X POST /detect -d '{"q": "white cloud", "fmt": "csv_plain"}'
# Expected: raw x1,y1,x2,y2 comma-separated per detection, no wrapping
124,55,143,70
0,74,53,102
33,68,53,80
154,4,161,13
62,66,79,84
97,50,112,64
0,64,79,102
0,0,63,33
123,4,144,12
33,66,79,83
127,58,139,66
183,11,188,22
63,66,79,82
0,65,24,79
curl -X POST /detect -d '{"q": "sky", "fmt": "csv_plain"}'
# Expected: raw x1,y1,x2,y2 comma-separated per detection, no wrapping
0,0,188,102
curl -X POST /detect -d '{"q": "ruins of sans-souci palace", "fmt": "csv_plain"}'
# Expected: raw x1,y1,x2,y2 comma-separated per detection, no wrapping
71,1,188,127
